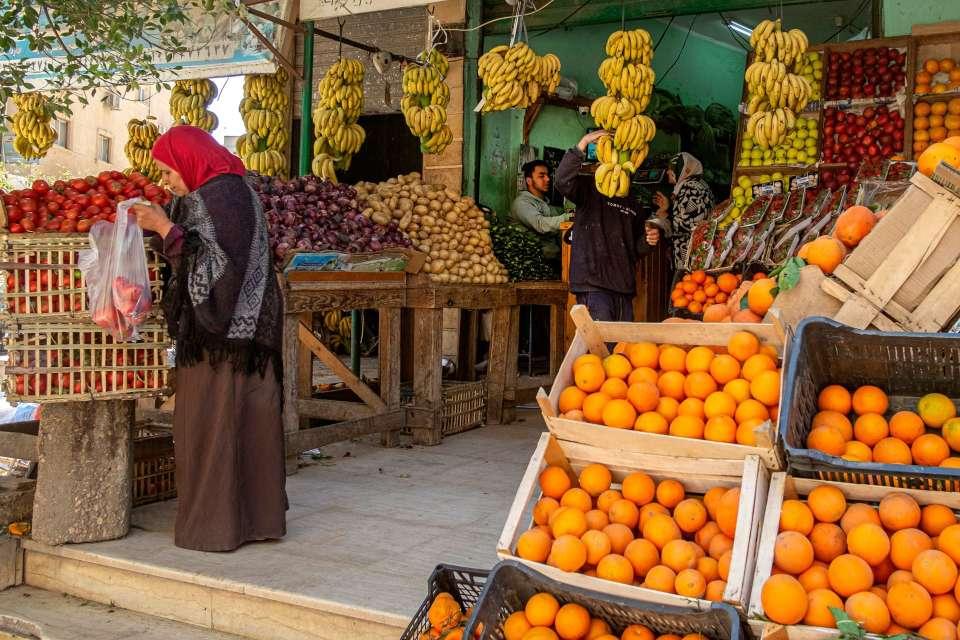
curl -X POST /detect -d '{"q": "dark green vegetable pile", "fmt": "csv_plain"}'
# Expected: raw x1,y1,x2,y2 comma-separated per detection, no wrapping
489,218,558,281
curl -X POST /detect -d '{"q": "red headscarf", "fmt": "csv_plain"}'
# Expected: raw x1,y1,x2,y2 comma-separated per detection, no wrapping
151,125,246,192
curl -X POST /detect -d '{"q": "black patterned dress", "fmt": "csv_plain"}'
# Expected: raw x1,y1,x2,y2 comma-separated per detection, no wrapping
670,177,715,270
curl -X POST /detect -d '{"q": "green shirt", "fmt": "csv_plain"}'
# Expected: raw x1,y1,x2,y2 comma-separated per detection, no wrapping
510,191,570,234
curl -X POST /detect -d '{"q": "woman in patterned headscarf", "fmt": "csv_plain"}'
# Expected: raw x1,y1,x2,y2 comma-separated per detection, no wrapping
131,126,286,552
654,152,715,270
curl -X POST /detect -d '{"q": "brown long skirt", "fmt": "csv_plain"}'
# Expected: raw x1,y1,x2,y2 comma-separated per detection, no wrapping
172,360,287,551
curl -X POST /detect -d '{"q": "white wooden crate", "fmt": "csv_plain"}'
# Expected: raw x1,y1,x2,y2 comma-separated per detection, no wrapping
748,474,960,635
538,306,787,470
497,431,771,611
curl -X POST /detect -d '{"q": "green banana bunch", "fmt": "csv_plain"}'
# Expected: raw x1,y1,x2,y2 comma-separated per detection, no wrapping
239,69,290,176
401,48,454,154
124,117,161,182
170,79,218,131
478,42,562,113
311,58,367,181
10,93,56,160
591,29,656,197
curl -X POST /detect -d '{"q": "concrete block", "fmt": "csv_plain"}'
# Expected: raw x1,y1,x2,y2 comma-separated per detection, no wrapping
0,536,22,591
0,479,34,525
32,400,134,545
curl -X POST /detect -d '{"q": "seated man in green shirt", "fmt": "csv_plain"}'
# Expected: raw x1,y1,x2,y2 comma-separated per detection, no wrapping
510,160,571,259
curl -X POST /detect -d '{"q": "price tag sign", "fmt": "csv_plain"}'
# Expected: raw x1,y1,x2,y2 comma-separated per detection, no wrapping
752,181,782,198
791,173,819,191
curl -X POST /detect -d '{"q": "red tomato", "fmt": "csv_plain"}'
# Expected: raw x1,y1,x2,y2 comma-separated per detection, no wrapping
90,193,108,207
8,223,23,233
46,201,59,213
19,198,36,212
6,207,21,222
97,171,112,185
76,219,93,233
70,179,89,193
85,205,101,217
20,219,35,232
31,179,50,194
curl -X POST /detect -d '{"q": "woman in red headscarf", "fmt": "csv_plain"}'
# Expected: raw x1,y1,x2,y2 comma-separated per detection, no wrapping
131,126,286,552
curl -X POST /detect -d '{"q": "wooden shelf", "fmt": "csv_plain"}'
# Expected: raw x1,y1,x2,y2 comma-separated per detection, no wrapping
914,90,960,102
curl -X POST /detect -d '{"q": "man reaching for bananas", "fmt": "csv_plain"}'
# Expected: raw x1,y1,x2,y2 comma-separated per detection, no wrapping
556,130,663,322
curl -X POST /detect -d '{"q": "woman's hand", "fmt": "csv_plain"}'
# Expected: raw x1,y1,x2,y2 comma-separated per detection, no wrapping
645,227,660,246
577,129,609,152
654,191,670,214
131,202,174,238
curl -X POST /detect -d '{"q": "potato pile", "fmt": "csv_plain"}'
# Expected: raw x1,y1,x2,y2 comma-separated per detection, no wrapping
354,173,510,284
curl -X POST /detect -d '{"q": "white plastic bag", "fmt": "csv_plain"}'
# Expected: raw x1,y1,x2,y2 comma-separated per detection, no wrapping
78,198,152,341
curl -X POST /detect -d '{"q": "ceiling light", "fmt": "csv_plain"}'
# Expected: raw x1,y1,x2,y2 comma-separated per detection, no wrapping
728,20,754,38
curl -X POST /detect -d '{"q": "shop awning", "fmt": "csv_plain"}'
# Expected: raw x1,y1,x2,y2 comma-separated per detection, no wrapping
299,0,436,21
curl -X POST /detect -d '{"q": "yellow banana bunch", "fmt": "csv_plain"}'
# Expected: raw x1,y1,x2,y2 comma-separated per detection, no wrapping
239,69,290,176
170,79,218,131
124,117,161,182
312,58,366,179
591,28,656,197
743,21,811,146
478,42,562,112
10,93,56,160
401,49,454,154
245,149,286,175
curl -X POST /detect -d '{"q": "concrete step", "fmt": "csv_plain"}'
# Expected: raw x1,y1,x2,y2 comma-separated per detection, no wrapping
0,586,245,639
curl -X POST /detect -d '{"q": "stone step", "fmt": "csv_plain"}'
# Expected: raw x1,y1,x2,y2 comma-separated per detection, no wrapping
21,541,405,640
0,585,246,639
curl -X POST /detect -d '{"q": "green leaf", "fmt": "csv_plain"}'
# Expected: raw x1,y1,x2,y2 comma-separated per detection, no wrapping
829,607,866,640
777,257,804,292
740,294,749,311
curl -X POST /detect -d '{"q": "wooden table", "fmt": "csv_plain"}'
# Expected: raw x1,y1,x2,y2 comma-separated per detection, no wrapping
282,276,404,473
513,281,568,408
405,277,518,445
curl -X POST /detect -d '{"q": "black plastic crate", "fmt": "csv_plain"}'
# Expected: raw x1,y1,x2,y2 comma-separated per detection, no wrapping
781,317,960,490
463,561,743,640
400,564,489,640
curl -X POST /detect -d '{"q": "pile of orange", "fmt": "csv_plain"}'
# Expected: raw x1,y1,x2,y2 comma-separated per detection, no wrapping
501,595,714,640
514,460,742,603
916,58,960,95
422,592,478,640
760,486,960,638
805,385,960,467
913,99,960,154
558,330,781,447
670,271,742,316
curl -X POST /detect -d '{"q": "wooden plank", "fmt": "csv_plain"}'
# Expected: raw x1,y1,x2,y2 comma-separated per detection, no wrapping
486,305,513,425
547,417,784,471
559,440,747,480
907,257,960,332
285,271,405,283
284,289,404,313
297,321,387,413
457,310,479,382
0,432,37,461
281,314,301,475
406,282,517,309
297,312,313,430
297,398,373,421
378,307,402,447
819,276,905,331
725,456,770,608
410,307,443,445
570,305,610,358
502,304,521,424
548,331,587,411
747,471,787,618
595,321,783,354
497,432,552,557
536,388,556,419
549,301,564,377
285,411,403,452
517,374,554,391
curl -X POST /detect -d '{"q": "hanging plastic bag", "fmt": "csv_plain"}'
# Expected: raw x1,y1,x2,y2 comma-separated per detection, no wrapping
78,198,152,341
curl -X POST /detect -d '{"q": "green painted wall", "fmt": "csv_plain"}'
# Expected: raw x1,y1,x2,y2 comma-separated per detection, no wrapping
883,0,960,36
477,18,746,215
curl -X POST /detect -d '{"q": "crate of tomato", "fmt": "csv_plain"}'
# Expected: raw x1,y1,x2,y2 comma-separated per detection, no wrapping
4,320,170,402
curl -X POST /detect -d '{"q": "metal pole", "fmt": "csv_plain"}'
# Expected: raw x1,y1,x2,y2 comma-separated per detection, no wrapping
297,21,314,177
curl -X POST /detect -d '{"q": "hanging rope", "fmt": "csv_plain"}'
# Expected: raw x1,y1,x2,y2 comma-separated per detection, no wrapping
337,18,345,60
620,0,626,31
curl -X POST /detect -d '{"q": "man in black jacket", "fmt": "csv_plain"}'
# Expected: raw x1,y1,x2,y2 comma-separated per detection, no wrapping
556,130,662,321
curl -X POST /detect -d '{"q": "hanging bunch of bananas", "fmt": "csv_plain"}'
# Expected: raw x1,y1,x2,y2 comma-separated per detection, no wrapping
9,94,56,160
750,19,809,68
322,310,352,348
124,118,161,182
400,48,454,154
590,29,656,197
170,79,218,131
311,58,366,181
742,20,812,149
237,68,290,176
477,42,561,112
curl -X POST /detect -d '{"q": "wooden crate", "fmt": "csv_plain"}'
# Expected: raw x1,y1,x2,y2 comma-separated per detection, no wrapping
819,167,960,332
538,306,786,470
497,432,771,611
747,474,960,637
0,234,164,320
3,320,171,402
